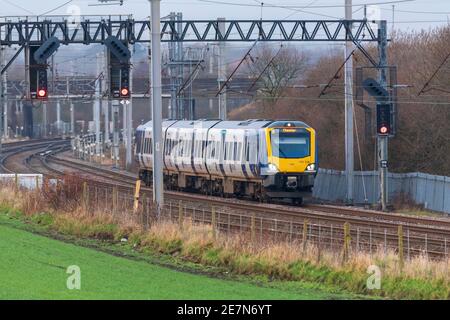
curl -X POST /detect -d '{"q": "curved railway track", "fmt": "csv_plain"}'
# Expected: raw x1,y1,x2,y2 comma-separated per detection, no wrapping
0,138,68,173
38,151,450,234
5,139,449,258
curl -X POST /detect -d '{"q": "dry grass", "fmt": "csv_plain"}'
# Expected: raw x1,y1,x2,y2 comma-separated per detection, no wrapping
1,181,449,299
143,219,450,285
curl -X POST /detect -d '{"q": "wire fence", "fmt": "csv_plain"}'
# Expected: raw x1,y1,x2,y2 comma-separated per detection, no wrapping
47,179,449,261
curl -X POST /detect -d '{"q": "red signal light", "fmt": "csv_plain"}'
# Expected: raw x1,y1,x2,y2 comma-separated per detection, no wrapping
38,89,47,98
379,126,388,134
120,88,129,97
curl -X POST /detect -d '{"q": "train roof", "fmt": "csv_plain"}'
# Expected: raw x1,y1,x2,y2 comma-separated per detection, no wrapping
137,119,311,130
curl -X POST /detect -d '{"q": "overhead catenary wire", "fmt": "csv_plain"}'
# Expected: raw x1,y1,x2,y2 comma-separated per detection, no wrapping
216,40,259,97
197,0,414,10
418,51,450,96
353,107,369,204
246,43,284,92
38,0,74,17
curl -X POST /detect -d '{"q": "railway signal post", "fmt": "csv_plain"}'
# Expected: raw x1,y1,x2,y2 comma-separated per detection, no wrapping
378,21,389,211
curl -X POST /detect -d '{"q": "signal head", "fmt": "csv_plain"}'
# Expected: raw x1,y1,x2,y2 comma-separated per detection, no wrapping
37,89,47,99
379,126,389,134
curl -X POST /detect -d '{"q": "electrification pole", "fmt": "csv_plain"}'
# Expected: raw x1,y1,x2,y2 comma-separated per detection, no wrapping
24,45,31,138
150,0,164,216
344,0,354,205
169,12,177,119
125,44,133,169
43,102,47,137
176,12,183,119
112,100,120,168
2,46,8,143
0,46,4,152
70,101,74,136
95,52,102,160
378,20,389,211
66,77,74,137
217,18,227,120
104,47,110,144
56,99,61,135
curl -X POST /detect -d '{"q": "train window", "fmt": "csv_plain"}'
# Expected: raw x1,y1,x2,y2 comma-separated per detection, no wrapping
233,142,237,161
237,142,242,161
196,140,200,158
201,140,205,158
223,142,227,160
135,131,141,153
193,140,196,158
202,140,207,159
142,137,145,153
216,141,220,160
246,141,250,162
167,139,171,156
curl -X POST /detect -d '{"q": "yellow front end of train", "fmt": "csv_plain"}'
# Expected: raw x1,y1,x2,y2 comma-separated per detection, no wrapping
265,126,317,174
261,122,317,203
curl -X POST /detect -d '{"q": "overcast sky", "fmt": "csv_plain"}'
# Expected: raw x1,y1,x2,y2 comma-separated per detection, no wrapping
0,0,449,33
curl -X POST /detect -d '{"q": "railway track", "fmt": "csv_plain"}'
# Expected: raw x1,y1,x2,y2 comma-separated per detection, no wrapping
35,151,450,235
0,138,68,173
9,140,449,258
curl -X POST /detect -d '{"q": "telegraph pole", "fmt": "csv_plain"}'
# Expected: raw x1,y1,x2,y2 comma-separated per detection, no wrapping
344,0,354,205
378,20,389,211
217,18,227,120
150,0,164,216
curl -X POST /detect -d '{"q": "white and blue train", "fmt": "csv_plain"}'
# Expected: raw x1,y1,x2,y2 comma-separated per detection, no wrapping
135,119,318,203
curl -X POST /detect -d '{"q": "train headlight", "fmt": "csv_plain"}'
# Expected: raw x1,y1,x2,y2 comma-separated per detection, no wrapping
306,163,316,171
268,163,279,172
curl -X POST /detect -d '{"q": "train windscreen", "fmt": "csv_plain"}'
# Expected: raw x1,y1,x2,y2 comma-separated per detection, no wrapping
270,128,310,159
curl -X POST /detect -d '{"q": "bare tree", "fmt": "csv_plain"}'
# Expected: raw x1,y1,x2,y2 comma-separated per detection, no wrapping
247,45,308,104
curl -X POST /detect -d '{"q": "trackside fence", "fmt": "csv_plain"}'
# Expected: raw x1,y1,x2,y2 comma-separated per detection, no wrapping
313,169,450,214
27,179,448,261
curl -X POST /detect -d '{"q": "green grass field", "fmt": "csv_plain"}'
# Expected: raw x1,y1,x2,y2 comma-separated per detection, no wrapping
0,221,352,300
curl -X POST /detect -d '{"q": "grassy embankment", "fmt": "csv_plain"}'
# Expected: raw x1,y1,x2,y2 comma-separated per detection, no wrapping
0,217,348,299
0,183,449,300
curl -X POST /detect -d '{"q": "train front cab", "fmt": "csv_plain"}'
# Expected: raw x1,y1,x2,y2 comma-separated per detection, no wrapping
263,121,317,203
